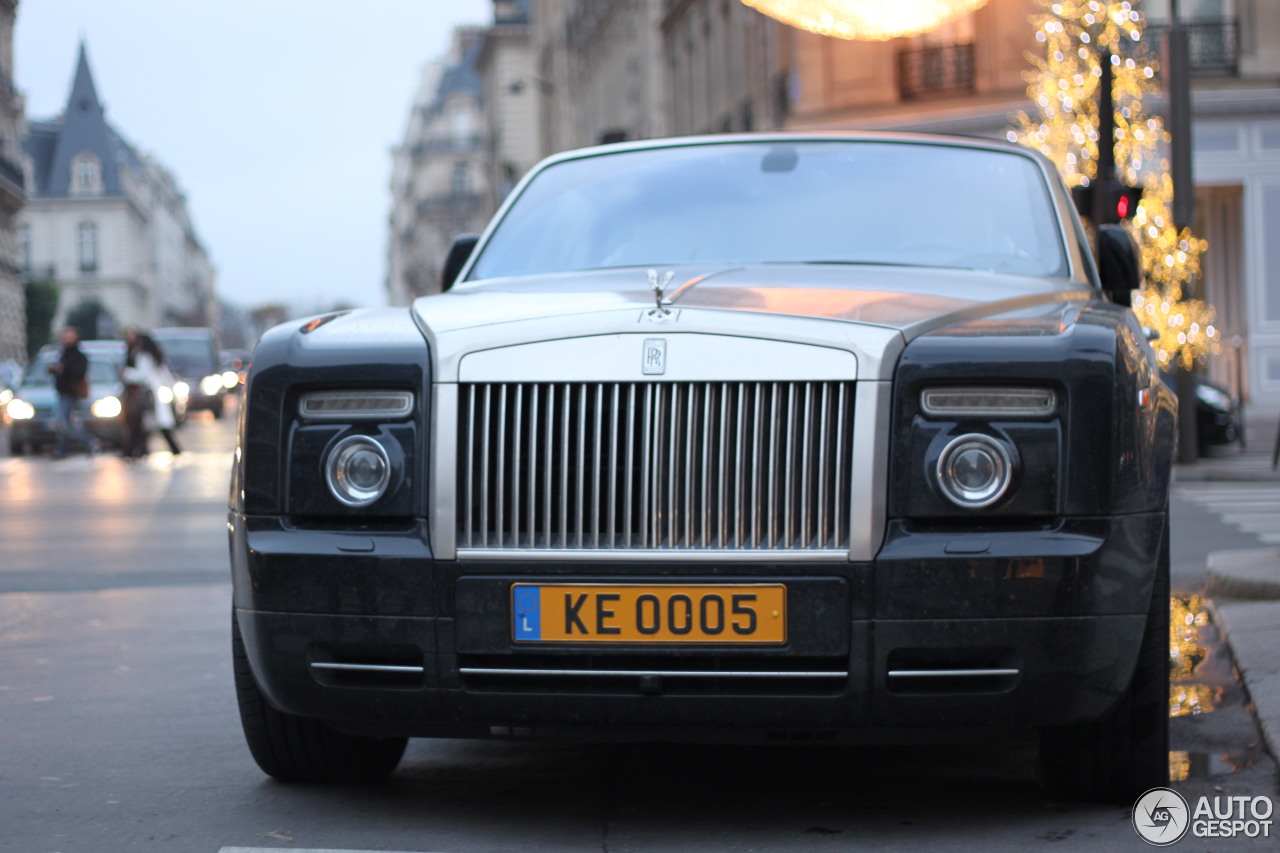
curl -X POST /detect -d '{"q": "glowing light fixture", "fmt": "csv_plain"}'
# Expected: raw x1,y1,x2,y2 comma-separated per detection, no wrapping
740,0,990,41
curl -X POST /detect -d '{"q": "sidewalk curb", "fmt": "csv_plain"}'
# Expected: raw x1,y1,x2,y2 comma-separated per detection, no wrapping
1207,597,1280,769
1207,548,1280,600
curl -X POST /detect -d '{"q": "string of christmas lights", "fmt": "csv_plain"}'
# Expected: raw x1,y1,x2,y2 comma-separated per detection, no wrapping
1010,0,1218,370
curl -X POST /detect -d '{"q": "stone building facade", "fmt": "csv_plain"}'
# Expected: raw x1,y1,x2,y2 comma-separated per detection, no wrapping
0,0,25,363
477,0,542,212
533,0,668,151
661,0,786,136
20,44,216,340
386,27,490,305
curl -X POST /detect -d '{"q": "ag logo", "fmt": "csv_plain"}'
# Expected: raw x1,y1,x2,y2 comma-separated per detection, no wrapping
1133,787,1190,846
642,338,666,375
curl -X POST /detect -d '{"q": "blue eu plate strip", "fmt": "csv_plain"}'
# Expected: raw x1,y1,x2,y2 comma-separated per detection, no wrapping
513,586,541,641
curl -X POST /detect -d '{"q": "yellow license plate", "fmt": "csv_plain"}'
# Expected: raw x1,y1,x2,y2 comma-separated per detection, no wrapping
511,584,787,644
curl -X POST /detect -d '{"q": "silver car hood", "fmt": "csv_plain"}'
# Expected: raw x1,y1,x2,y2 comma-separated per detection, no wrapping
413,264,1092,384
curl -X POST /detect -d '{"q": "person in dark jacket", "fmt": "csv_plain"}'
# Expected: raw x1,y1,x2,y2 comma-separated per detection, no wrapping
48,326,99,458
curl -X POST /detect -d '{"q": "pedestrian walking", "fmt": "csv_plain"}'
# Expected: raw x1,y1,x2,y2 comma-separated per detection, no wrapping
48,326,99,458
121,330,182,458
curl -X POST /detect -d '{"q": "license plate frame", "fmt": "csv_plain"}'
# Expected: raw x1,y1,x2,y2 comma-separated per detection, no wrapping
511,583,787,644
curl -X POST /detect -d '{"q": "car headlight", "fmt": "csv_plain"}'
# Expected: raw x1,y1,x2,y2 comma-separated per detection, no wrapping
1196,384,1232,412
0,388,12,406
173,381,190,401
156,385,174,404
222,371,239,389
5,398,34,420
324,435,391,507
90,396,122,419
935,433,1013,509
200,375,225,396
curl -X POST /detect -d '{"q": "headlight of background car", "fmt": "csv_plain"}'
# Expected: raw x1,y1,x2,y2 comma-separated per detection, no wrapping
1196,383,1232,412
173,381,190,402
5,397,34,420
156,385,174,405
90,396,122,419
200,374,224,397
0,388,12,406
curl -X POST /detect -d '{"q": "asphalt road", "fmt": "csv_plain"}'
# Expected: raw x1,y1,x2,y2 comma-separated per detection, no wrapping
0,404,1276,852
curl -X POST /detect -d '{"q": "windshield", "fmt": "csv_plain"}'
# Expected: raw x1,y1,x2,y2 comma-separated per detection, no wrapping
155,337,216,373
22,353,121,387
469,141,1067,281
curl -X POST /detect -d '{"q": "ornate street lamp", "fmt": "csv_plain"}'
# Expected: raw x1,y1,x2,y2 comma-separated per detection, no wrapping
741,0,991,40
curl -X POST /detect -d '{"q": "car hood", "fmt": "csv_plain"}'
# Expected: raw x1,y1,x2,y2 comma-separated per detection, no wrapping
419,264,1091,335
412,265,1093,383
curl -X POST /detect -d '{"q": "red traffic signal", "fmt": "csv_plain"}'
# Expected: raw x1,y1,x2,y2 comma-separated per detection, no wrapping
1071,181,1143,224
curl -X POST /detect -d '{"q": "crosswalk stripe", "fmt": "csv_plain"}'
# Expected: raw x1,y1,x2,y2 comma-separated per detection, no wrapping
1175,482,1280,544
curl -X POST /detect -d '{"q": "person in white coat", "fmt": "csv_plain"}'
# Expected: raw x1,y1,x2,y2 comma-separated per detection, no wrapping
121,330,181,458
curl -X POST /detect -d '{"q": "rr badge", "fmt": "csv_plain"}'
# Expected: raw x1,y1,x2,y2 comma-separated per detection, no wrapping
642,338,667,375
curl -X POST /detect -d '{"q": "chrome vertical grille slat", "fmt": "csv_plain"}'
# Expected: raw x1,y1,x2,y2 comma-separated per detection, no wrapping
457,381,854,554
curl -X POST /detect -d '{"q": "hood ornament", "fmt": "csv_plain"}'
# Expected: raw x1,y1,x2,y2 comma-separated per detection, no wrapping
647,268,675,320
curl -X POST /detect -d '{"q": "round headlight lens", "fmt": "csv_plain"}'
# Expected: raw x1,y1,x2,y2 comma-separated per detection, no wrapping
936,434,1012,508
325,435,391,507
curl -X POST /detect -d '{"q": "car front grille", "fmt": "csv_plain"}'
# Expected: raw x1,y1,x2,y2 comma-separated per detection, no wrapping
457,381,855,553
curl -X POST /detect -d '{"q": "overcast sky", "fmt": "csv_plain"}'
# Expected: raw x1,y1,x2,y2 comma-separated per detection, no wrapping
16,0,492,314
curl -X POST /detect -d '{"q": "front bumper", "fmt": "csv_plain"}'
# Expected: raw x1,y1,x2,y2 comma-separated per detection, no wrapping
230,512,1163,740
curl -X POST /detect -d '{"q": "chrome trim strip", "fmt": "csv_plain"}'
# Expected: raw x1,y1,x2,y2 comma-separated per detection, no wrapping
430,384,459,560
887,669,1020,678
457,547,851,562
460,667,848,679
496,384,506,548
311,662,427,674
849,380,891,562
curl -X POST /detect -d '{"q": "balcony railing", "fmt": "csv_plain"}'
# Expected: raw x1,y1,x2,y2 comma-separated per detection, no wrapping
1144,19,1239,77
898,43,975,101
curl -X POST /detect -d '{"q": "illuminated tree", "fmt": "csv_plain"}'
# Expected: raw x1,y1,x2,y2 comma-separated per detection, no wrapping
1011,0,1217,370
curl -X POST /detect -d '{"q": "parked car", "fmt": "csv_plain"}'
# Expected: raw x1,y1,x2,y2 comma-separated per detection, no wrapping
1196,378,1240,451
4,342,127,454
152,327,226,418
229,134,1175,802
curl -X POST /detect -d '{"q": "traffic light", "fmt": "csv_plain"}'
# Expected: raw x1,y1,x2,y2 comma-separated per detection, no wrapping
1112,183,1142,221
1071,180,1143,224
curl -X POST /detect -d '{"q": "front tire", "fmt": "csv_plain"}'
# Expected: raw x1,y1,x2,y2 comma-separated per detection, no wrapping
1039,524,1170,803
232,615,407,783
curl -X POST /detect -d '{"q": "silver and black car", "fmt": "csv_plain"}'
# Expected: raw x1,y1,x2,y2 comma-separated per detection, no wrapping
229,134,1175,801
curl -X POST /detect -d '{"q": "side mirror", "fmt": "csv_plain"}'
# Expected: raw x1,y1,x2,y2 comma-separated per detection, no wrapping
441,234,480,291
1096,224,1141,308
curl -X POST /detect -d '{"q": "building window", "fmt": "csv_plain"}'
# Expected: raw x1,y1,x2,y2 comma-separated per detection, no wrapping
71,152,102,196
452,162,471,197
78,222,98,273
